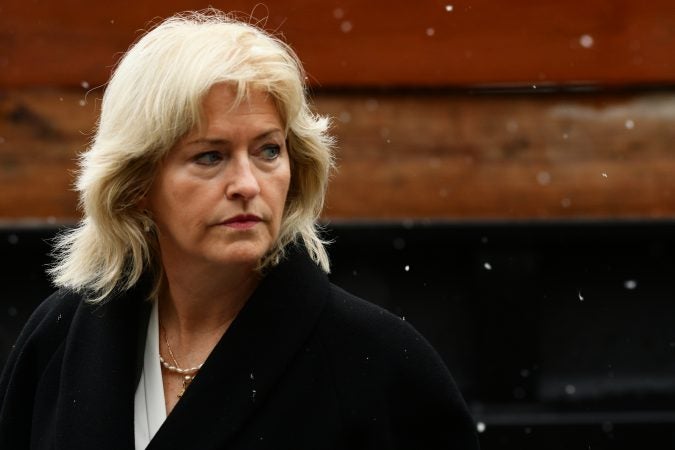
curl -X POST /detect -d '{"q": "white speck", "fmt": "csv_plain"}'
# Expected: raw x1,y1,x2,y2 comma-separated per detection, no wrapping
476,422,486,433
110,19,115,24
393,237,406,250
80,81,90,89
8,234,18,245
340,20,353,33
59,97,64,102
404,265,410,272
624,119,635,129
532,84,538,90
562,133,569,140
57,314,62,321
561,198,572,208
602,172,608,178
401,316,406,321
365,355,370,360
386,138,391,144
483,262,492,271
537,171,551,186
339,111,351,123
259,436,264,441
8,307,17,317
623,279,637,290
251,389,257,400
565,384,576,395
250,372,254,380
579,34,594,48
426,27,435,37
578,291,584,301
78,99,86,107
445,4,454,12
333,8,345,19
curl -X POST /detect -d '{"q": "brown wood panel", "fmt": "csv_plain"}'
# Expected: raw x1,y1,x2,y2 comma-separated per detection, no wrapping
2,88,675,220
320,92,675,219
1,0,675,88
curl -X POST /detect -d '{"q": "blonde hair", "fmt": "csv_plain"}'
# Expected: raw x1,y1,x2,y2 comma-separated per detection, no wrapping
49,10,335,303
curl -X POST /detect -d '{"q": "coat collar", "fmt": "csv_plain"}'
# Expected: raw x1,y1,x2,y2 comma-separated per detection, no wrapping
54,245,329,450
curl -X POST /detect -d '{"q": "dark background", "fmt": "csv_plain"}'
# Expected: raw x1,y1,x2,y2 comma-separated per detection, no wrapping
2,222,674,449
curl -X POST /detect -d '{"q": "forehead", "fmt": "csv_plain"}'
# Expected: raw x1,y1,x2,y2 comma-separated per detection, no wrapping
200,84,282,129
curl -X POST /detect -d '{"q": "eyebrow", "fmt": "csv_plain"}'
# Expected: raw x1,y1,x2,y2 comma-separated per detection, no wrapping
186,129,285,146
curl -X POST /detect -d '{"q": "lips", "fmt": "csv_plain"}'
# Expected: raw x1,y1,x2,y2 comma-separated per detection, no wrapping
220,214,262,230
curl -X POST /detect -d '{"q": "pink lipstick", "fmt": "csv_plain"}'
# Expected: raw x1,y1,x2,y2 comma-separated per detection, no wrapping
220,214,262,230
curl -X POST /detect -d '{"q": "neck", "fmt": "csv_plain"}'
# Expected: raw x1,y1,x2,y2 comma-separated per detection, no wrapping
157,259,261,365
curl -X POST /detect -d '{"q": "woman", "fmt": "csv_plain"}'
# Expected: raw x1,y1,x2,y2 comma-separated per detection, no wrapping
0,10,479,450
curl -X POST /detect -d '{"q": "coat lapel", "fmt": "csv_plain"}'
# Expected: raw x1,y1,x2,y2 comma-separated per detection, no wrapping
54,281,152,450
148,246,329,449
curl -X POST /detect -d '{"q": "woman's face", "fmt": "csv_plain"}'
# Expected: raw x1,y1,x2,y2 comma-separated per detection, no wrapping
144,85,291,270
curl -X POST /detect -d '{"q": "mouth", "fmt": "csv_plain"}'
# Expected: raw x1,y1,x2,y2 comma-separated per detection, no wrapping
220,214,263,230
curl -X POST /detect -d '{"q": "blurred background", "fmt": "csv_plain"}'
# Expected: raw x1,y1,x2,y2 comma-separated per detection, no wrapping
1,1,675,448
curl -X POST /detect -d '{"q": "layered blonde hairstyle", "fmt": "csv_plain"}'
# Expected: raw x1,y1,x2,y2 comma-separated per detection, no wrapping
49,10,335,303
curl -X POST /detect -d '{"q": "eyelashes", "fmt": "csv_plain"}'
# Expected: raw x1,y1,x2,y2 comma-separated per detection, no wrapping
193,144,283,167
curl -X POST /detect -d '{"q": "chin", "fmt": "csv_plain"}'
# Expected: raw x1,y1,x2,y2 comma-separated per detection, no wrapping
212,241,273,267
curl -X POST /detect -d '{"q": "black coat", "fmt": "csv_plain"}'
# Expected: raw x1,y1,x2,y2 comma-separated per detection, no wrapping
0,246,479,449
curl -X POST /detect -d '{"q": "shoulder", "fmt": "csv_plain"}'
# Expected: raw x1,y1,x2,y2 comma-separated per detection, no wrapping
20,288,81,340
314,284,479,448
316,282,455,391
2,288,82,376
319,283,439,362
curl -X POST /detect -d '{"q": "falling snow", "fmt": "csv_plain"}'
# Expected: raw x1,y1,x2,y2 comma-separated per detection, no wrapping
579,34,594,48
578,291,584,301
483,262,492,271
624,119,635,129
80,81,90,89
476,422,486,433
393,237,406,250
537,171,551,186
426,28,435,37
340,21,353,33
445,5,454,12
404,265,410,272
565,384,576,395
624,279,637,290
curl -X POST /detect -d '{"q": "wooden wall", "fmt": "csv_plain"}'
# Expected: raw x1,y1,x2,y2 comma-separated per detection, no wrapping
2,0,675,220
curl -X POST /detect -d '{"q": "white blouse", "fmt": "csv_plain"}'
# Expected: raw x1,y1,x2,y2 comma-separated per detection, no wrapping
134,301,167,449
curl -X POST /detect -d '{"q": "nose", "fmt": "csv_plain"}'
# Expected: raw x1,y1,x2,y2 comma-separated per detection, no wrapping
225,152,261,201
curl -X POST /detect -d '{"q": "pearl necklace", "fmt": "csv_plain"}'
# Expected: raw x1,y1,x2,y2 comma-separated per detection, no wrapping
160,324,205,398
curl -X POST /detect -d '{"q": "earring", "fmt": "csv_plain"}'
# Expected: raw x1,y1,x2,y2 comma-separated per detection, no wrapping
142,210,153,233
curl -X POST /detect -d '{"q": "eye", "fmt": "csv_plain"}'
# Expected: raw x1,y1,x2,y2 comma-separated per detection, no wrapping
194,151,222,166
259,144,281,161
